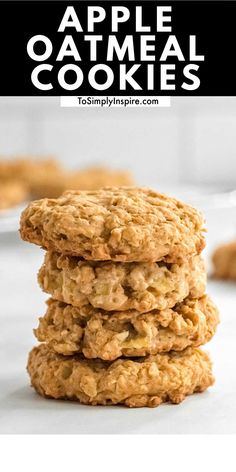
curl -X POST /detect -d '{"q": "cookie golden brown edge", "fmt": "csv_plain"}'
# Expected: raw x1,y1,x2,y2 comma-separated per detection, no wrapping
27,344,214,408
20,187,206,263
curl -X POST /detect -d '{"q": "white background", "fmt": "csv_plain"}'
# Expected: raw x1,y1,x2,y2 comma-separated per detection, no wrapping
1,96,236,188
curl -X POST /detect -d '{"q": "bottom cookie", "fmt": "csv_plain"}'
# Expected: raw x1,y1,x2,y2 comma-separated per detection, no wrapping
27,345,214,407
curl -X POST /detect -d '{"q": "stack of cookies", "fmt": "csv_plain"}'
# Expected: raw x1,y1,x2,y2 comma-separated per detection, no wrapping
20,187,219,408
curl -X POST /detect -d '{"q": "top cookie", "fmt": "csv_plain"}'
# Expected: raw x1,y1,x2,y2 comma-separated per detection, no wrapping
20,187,205,262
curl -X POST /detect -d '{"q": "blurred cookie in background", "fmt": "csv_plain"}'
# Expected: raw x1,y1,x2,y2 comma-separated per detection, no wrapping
70,166,133,190
0,181,28,210
0,156,62,186
32,166,134,198
212,241,236,280
0,156,63,206
0,156,134,205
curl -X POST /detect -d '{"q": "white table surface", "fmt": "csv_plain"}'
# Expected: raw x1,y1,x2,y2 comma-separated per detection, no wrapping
1,206,236,434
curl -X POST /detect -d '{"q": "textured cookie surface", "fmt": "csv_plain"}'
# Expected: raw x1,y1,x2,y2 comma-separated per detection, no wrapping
35,295,219,360
212,241,236,280
20,187,205,262
38,252,206,312
27,344,214,407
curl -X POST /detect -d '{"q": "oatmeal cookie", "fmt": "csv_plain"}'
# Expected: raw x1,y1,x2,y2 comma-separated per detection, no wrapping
34,295,219,360
38,252,206,312
212,241,236,280
20,187,205,262
27,344,214,407
0,181,28,210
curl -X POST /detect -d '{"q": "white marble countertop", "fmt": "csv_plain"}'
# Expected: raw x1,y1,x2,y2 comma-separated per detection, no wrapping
1,206,236,434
